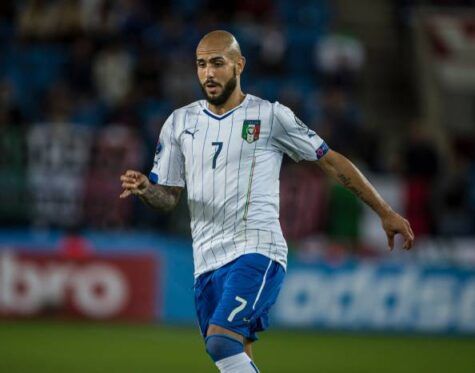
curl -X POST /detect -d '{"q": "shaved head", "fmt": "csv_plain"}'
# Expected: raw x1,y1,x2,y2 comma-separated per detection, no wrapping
196,30,246,108
197,30,242,61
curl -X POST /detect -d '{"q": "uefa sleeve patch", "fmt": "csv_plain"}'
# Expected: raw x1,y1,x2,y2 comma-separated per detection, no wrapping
149,172,159,184
316,142,329,160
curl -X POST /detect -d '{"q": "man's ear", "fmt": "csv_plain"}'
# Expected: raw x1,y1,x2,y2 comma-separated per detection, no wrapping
236,56,246,76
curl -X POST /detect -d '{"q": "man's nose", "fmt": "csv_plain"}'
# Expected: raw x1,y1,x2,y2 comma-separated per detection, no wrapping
205,66,215,79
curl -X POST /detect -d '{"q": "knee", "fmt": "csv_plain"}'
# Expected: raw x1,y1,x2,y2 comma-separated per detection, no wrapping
205,334,244,362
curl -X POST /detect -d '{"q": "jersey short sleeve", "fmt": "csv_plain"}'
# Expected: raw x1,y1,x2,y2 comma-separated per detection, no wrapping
149,112,185,187
271,102,329,162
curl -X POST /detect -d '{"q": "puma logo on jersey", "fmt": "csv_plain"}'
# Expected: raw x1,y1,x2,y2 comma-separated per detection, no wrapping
184,129,199,138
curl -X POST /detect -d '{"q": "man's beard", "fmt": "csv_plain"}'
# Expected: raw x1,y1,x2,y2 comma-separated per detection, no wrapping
201,71,237,106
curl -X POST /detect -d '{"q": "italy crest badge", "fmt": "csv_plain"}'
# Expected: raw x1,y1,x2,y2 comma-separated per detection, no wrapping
242,120,261,143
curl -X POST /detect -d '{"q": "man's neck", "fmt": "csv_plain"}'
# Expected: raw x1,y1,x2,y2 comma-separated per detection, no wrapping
207,89,246,115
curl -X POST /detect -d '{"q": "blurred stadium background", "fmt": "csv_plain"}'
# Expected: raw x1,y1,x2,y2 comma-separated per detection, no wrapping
1,0,475,372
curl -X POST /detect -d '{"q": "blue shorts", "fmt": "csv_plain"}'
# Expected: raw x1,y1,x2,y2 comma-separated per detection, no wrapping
194,253,285,342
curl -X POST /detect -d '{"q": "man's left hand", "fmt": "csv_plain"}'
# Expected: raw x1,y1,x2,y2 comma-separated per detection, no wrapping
381,211,415,251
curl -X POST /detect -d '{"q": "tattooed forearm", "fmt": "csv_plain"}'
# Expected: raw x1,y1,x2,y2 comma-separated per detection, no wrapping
337,173,362,197
316,150,392,218
336,173,377,209
139,185,182,212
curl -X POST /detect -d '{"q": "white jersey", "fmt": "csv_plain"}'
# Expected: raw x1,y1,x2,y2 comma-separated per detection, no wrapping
150,94,329,277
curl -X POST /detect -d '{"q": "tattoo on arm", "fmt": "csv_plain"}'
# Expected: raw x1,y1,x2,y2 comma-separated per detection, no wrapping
336,173,375,209
316,150,392,217
139,185,182,212
337,173,362,196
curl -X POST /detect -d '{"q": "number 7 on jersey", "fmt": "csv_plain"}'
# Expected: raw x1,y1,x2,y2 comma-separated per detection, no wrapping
212,142,223,169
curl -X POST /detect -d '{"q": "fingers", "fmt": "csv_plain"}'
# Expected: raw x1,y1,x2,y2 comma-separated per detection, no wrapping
387,232,395,251
125,170,140,178
121,171,146,183
121,178,140,188
384,214,415,251
121,173,138,182
389,226,414,251
402,220,415,250
407,220,415,243
119,189,131,199
120,170,144,199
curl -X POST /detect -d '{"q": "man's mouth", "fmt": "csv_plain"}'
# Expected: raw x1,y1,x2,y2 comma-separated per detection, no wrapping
205,82,220,94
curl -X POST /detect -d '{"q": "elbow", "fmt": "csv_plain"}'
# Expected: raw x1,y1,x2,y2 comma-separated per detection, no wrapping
316,149,339,175
163,187,182,212
165,198,180,213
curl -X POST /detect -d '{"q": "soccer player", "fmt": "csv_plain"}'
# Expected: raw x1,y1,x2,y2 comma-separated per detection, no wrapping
120,30,414,372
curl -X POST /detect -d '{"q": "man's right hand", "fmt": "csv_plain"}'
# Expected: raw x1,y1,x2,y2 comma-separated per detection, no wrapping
119,170,150,198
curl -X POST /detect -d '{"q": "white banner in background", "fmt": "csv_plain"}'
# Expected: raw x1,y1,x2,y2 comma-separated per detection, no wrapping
274,262,475,333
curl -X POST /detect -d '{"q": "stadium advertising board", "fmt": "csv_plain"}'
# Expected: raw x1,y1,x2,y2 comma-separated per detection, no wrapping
0,251,157,321
274,261,475,333
2,231,475,334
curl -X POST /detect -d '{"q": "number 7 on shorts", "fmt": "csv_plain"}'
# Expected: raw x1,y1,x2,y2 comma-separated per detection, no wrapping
227,296,247,322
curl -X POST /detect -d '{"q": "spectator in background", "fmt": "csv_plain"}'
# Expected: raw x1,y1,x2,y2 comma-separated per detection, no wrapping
43,82,74,123
84,123,143,228
278,84,305,121
133,47,168,151
0,1,15,20
280,165,326,240
18,0,60,40
435,136,475,236
317,86,362,158
134,48,163,100
403,124,440,180
112,0,152,40
68,39,107,128
319,92,384,173
93,39,134,107
26,117,92,228
0,80,29,225
106,92,141,129
79,0,117,35
79,0,152,38
18,0,82,41
401,122,440,236
0,79,24,126
56,0,82,41
314,31,365,90
143,10,187,53
235,0,274,19
161,49,197,107
67,37,95,96
204,0,238,22
257,21,287,76
66,36,106,127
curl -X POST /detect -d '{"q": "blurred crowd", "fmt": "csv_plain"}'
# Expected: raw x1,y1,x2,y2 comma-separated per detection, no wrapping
0,0,474,243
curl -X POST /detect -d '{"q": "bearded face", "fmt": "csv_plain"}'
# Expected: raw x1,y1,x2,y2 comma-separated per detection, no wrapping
200,67,237,106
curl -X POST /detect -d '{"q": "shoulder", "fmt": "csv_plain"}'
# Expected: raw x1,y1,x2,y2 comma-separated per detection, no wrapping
172,100,204,121
174,100,204,114
246,98,294,119
245,94,273,111
272,101,294,117
167,100,204,130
